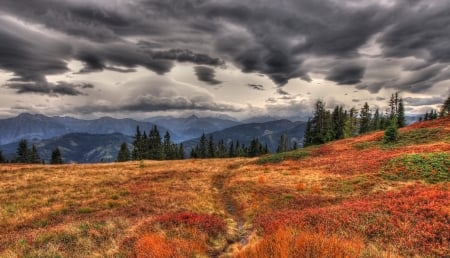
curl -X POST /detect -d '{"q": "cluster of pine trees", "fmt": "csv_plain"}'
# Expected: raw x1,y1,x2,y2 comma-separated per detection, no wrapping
190,133,269,158
0,140,63,164
419,110,439,121
13,139,42,164
118,126,184,162
304,93,406,147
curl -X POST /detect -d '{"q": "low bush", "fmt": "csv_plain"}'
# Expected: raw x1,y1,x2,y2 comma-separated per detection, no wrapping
256,150,309,164
382,152,450,183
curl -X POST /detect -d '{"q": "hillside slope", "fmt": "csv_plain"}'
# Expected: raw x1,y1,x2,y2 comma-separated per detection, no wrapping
182,119,307,153
0,117,448,257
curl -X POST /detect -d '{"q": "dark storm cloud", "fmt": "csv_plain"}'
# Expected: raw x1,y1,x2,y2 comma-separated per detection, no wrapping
1,0,450,96
404,96,444,106
75,96,241,114
247,84,264,91
358,64,449,93
150,49,225,67
194,66,222,85
4,81,90,96
378,1,450,63
326,64,366,85
0,16,71,83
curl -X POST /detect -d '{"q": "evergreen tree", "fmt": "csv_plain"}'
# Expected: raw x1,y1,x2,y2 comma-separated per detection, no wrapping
199,133,207,158
190,147,198,159
117,143,131,162
383,118,399,143
303,118,313,147
344,107,358,138
216,140,227,158
163,131,172,159
16,139,29,163
208,134,215,158
432,109,438,119
310,100,333,145
30,145,41,164
397,98,405,128
142,131,149,159
178,143,185,159
359,102,372,134
228,141,235,158
132,126,143,160
51,147,64,164
148,126,163,160
277,134,289,153
424,111,429,121
0,150,5,163
370,108,381,131
380,110,389,130
331,106,346,140
248,138,260,157
389,93,398,121
440,95,450,117
292,141,298,150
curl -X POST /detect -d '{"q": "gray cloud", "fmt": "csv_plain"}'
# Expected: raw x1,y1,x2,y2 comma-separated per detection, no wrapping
0,0,449,104
75,95,241,114
404,96,444,106
0,16,71,83
194,66,222,85
379,1,450,63
326,64,366,85
150,49,225,67
4,81,91,96
247,84,264,91
277,88,290,95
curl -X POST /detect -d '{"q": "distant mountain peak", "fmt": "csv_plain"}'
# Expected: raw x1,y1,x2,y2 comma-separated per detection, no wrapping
187,114,199,120
17,113,44,118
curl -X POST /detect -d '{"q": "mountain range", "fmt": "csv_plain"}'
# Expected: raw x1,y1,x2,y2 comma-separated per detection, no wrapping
148,115,240,140
0,113,173,145
0,113,306,163
182,119,307,153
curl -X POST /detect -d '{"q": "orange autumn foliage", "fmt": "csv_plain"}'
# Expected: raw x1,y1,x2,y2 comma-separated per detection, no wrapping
134,233,206,258
235,228,363,258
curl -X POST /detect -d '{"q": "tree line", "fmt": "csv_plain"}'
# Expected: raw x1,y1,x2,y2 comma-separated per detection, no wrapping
0,139,63,164
189,133,270,159
303,93,406,147
2,94,448,164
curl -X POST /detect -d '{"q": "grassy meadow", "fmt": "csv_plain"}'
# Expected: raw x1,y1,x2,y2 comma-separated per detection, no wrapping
1,117,449,257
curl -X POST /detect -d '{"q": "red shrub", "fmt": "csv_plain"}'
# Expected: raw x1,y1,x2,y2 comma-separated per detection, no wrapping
134,233,206,258
255,185,450,257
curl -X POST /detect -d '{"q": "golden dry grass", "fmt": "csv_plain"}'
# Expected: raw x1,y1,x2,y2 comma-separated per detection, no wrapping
0,117,449,257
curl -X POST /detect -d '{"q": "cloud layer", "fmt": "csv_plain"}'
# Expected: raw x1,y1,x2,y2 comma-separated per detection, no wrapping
0,0,449,117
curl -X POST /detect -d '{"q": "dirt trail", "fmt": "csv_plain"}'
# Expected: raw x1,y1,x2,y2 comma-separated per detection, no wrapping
211,170,251,257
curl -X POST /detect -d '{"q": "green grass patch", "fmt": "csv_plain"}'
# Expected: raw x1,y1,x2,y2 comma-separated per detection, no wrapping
382,153,450,183
353,142,378,150
397,128,444,145
256,149,309,164
382,128,445,148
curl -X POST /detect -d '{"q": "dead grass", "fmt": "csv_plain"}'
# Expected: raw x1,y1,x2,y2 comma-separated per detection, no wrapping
0,117,449,257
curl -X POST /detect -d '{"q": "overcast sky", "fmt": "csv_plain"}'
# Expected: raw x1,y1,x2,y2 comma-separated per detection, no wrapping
0,0,449,120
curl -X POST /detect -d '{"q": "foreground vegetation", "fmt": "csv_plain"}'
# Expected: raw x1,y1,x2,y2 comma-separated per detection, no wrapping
0,117,449,257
